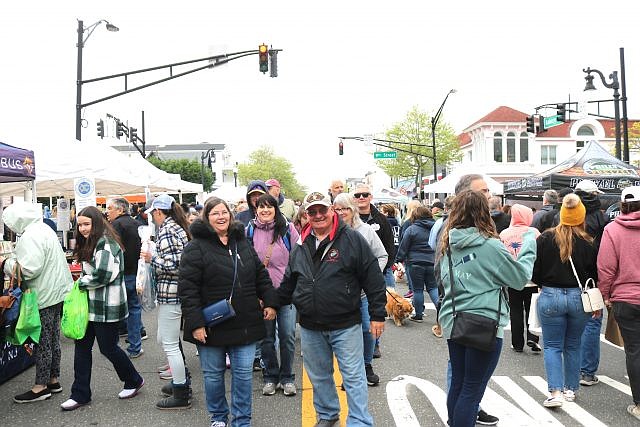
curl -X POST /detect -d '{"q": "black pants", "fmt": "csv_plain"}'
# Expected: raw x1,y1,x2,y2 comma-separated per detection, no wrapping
507,287,539,350
613,301,640,405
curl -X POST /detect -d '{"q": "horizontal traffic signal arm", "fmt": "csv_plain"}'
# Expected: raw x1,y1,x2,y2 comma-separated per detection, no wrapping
338,136,435,159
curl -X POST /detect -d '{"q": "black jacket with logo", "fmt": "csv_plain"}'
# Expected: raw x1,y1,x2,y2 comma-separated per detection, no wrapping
360,204,396,271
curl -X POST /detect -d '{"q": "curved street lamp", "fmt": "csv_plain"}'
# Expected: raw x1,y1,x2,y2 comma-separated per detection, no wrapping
76,19,119,141
583,67,623,160
200,149,216,191
431,89,456,185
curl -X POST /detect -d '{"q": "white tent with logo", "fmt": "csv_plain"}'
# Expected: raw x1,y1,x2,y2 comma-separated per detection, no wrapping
422,168,504,195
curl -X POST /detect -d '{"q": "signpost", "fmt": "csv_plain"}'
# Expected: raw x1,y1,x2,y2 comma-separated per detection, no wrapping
373,151,397,159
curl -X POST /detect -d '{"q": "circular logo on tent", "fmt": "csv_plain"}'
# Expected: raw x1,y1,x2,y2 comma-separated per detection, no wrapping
583,159,638,176
75,179,94,196
58,199,69,210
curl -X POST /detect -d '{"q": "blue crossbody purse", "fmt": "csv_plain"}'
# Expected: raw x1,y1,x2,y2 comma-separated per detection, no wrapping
202,243,238,327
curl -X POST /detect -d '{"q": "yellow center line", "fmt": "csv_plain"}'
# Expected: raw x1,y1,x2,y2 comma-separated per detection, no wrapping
301,356,348,427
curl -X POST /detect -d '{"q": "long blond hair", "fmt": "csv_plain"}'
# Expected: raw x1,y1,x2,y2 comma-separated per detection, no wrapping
553,224,593,262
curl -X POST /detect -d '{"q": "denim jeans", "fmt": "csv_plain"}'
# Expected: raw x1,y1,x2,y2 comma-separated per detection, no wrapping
613,301,640,405
580,315,602,376
198,343,255,427
360,296,375,365
124,275,143,355
538,286,590,392
157,304,186,384
301,324,372,426
71,321,142,404
408,262,438,318
261,303,297,384
383,268,396,289
447,338,502,427
405,264,413,292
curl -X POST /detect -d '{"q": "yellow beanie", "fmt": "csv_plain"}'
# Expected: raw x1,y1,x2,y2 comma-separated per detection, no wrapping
560,193,586,226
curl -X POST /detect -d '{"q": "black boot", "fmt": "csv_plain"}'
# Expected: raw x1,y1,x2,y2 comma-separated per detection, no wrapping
156,383,192,410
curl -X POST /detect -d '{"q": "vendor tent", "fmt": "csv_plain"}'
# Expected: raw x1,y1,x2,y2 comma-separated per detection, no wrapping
0,142,36,184
504,140,640,197
422,168,504,195
372,187,409,205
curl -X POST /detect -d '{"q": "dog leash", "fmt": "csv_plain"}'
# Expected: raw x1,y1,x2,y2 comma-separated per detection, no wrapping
386,288,404,304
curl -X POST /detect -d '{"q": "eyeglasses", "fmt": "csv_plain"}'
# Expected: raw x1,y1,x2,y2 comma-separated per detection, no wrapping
333,207,350,213
306,205,329,217
354,192,370,199
208,210,230,218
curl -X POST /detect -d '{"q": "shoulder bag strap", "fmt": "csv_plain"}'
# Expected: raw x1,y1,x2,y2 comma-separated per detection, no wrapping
568,256,584,290
10,261,22,290
228,242,238,302
446,245,457,316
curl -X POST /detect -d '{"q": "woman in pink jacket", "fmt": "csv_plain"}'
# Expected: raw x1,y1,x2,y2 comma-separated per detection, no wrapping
597,186,640,421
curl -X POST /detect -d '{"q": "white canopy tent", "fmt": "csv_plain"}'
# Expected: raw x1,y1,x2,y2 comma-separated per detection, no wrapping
422,168,504,195
203,183,248,204
372,187,409,205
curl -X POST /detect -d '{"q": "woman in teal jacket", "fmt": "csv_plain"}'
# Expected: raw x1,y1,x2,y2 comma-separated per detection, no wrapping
438,190,536,427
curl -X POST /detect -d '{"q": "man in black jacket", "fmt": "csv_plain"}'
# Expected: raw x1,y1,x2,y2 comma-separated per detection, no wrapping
278,191,386,427
106,197,146,358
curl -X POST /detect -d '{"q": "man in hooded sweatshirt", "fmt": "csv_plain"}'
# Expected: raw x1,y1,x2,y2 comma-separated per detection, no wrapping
499,204,542,353
236,180,268,226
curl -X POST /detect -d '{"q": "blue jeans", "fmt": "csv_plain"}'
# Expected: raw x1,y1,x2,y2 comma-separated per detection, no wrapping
124,275,143,355
71,321,142,404
447,338,503,427
360,296,375,365
405,264,413,292
198,343,255,427
538,286,590,392
408,262,438,318
262,303,297,384
580,315,602,376
383,268,396,289
301,324,372,426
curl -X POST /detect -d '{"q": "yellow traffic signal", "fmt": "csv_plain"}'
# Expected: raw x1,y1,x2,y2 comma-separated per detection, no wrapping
259,44,269,73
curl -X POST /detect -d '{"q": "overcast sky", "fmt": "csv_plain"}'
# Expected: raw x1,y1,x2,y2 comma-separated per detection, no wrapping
1,1,637,191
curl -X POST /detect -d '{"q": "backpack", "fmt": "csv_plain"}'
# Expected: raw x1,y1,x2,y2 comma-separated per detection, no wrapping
246,219,292,252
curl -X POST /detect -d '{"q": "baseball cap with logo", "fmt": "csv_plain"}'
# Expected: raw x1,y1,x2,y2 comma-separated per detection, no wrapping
303,191,331,210
265,178,281,188
621,186,640,203
144,194,175,214
575,179,604,194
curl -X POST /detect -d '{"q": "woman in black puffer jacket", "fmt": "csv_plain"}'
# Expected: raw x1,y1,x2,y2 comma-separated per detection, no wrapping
178,197,278,427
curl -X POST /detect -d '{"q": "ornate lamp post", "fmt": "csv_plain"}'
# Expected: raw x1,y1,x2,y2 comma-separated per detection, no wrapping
430,89,456,186
583,67,623,160
200,149,216,191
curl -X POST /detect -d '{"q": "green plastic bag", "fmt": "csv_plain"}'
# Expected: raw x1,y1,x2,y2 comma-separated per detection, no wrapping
61,280,88,340
7,289,41,345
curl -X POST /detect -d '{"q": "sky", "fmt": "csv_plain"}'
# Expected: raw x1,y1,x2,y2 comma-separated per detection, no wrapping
1,1,638,192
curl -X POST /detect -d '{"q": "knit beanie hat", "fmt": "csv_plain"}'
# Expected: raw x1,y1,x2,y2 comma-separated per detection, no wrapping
560,193,586,226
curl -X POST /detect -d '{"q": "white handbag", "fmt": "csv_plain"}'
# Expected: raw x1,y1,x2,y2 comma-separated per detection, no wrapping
569,256,605,312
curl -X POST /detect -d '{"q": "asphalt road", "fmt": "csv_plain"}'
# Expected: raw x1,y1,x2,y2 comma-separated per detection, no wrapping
0,280,636,426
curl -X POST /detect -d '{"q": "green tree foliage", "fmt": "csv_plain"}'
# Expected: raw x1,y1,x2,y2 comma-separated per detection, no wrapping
238,146,306,200
147,157,212,191
376,105,462,189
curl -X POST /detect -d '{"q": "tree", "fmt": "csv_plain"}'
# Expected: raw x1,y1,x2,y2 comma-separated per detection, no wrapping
147,156,212,194
238,146,306,200
376,106,462,192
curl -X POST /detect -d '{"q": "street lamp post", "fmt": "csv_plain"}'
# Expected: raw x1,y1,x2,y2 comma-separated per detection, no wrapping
430,89,456,187
76,19,119,141
233,162,239,188
200,149,216,191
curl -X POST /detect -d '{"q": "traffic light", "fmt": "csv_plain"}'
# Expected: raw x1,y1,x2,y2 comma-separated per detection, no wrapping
259,44,269,73
339,141,344,155
269,50,278,78
557,103,566,122
526,115,535,133
116,121,124,139
97,119,104,139
130,127,137,142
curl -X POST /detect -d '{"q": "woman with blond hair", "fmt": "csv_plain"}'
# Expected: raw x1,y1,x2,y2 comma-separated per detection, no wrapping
398,200,421,298
532,193,599,408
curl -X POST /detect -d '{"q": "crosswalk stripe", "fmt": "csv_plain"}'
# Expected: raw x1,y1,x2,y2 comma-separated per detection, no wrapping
523,376,608,427
490,376,563,425
598,375,632,396
386,375,448,426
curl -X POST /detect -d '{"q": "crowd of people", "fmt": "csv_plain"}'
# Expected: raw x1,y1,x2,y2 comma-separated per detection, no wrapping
3,175,640,427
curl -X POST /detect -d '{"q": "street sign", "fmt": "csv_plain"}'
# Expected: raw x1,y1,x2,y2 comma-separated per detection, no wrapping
374,151,397,159
543,115,563,130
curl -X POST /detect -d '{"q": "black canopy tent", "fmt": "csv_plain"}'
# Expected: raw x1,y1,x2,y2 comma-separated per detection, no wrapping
504,141,640,206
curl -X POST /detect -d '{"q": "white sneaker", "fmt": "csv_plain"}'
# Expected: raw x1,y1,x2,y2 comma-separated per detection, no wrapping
543,395,563,408
563,390,576,402
61,398,87,411
118,379,144,399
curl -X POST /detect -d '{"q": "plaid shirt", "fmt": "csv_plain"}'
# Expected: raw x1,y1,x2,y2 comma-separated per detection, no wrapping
80,236,127,323
152,217,189,304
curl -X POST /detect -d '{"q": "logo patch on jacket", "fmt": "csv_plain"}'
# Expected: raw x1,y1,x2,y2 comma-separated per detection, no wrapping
326,248,340,262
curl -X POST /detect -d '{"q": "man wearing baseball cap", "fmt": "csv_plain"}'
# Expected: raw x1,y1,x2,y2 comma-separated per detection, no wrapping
265,178,297,221
236,180,268,226
278,191,387,426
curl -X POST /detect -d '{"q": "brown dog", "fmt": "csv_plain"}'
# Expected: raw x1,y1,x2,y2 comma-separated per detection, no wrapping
385,288,414,326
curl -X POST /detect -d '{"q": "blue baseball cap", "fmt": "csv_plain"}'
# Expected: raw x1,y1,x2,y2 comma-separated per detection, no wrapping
145,194,175,214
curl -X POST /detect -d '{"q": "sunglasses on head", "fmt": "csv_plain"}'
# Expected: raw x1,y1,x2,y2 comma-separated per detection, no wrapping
354,192,370,199
306,205,329,217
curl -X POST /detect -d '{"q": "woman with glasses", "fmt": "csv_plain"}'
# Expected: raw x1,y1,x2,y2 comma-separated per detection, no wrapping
179,197,277,427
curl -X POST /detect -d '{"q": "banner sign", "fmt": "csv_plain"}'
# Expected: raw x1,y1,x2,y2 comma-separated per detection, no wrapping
74,177,96,211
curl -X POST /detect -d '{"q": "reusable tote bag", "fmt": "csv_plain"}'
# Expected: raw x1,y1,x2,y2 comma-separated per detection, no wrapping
61,280,89,340
7,289,41,345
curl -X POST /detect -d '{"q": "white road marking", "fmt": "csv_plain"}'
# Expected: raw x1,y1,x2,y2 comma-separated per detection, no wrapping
490,376,563,425
598,375,632,396
386,375,448,426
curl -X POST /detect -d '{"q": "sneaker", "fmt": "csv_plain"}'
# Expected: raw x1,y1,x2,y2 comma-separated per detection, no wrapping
543,395,563,408
476,409,499,425
431,324,443,338
365,364,379,386
403,291,414,298
253,358,263,371
262,382,277,396
409,315,423,323
128,349,144,359
211,422,227,427
61,398,89,411
157,363,170,373
580,374,599,386
13,388,52,403
280,382,297,396
527,340,542,352
511,345,523,353
628,404,640,420
47,382,63,393
563,389,576,402
159,369,172,380
118,379,144,399
373,345,381,359
141,329,148,340
118,330,128,338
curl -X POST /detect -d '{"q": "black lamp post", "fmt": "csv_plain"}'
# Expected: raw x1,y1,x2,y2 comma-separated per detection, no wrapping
233,162,238,187
431,89,456,185
76,19,119,141
200,149,216,191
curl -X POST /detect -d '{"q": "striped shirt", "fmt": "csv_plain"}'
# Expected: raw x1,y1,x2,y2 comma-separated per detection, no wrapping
152,217,189,304
80,236,127,323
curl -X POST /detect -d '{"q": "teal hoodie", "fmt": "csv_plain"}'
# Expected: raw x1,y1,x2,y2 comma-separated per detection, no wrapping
438,227,536,340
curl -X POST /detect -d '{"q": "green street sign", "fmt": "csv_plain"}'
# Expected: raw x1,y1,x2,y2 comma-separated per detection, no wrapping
543,115,562,130
373,151,397,159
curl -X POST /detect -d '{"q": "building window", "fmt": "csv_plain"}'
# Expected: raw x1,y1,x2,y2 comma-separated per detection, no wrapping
520,132,529,162
467,151,473,162
576,140,585,153
506,132,516,162
493,132,503,162
541,145,557,165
